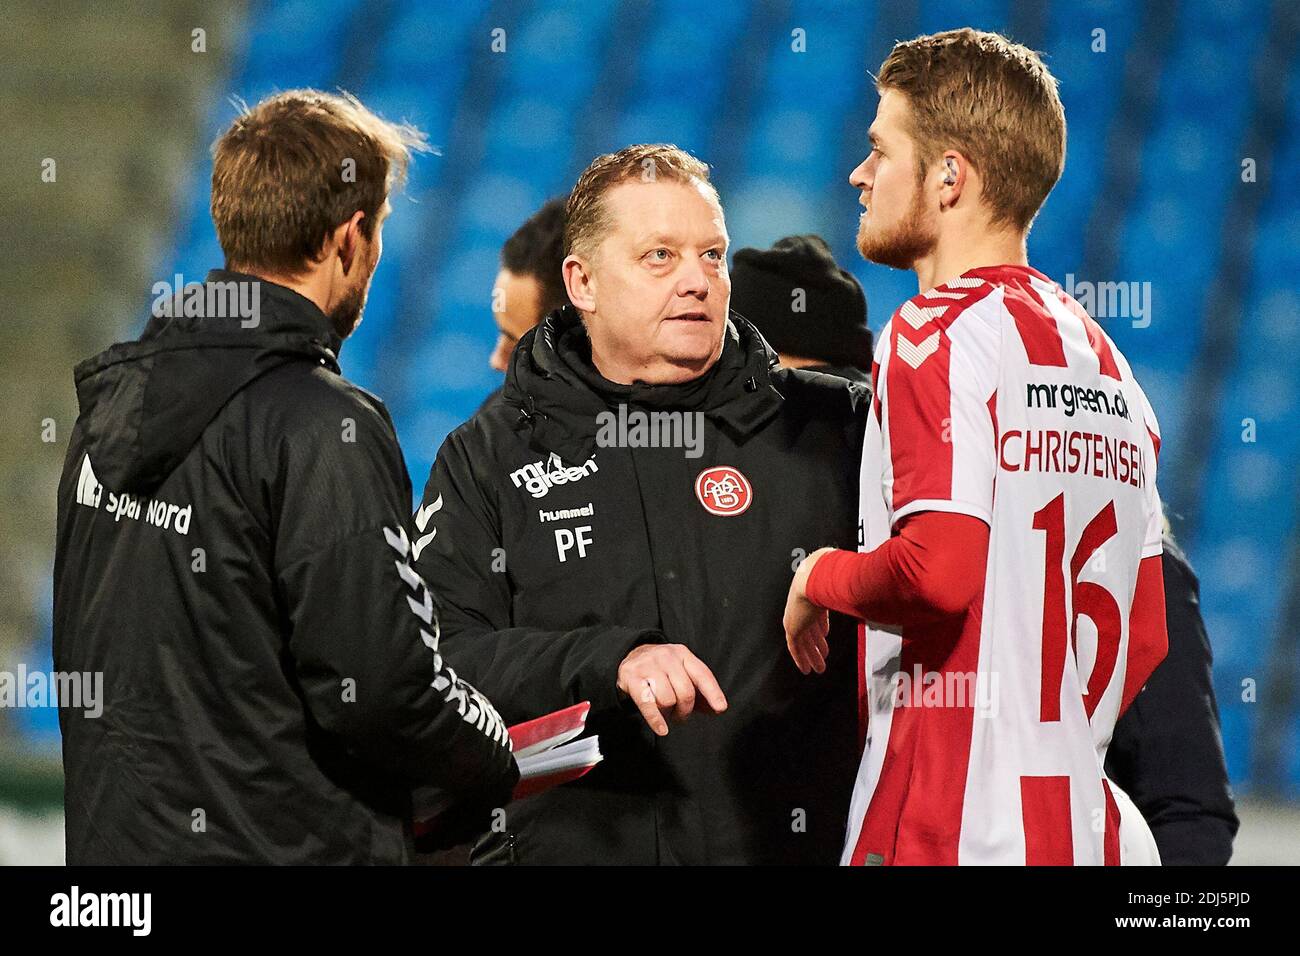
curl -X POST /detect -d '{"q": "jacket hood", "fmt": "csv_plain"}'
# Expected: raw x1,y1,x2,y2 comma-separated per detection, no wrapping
73,270,343,494
502,305,786,464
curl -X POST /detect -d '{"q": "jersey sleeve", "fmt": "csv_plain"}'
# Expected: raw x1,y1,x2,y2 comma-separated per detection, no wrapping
878,296,999,528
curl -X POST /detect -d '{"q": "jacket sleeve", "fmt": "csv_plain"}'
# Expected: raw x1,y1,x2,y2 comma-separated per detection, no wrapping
272,392,518,806
411,429,663,725
1105,542,1239,865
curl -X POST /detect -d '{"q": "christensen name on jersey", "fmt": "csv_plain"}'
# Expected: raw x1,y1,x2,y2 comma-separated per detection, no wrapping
999,428,1150,488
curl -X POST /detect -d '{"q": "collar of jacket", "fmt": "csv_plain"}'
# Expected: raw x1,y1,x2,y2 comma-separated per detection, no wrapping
502,305,786,464
137,269,344,360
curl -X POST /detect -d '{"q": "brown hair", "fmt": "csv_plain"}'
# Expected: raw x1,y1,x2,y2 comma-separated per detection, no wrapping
876,28,1066,231
564,144,718,257
210,89,428,273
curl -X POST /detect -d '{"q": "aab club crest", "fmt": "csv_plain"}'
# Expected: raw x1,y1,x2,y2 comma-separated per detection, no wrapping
695,466,752,517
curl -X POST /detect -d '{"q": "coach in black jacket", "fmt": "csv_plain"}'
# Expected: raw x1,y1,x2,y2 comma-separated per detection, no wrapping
414,146,866,864
53,91,517,864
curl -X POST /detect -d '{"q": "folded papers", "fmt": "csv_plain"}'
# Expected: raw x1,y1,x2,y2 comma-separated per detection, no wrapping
414,701,602,830
509,701,602,799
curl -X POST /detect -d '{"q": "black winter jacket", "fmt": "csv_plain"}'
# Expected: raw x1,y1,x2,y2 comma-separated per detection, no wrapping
414,306,867,864
53,271,517,864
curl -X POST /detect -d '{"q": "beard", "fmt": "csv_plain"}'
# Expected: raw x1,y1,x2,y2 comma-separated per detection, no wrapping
856,184,937,270
328,279,369,339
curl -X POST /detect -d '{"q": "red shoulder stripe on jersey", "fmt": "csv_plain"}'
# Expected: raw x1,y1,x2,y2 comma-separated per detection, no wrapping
1057,289,1122,381
1004,281,1068,368
887,319,954,509
1147,426,1161,465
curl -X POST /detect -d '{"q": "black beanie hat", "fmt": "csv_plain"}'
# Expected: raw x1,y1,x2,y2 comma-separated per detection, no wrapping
730,234,871,370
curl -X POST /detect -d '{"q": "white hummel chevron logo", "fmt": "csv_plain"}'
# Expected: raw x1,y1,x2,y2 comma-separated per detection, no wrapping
395,558,422,591
410,535,436,564
896,330,941,369
899,300,947,330
944,277,986,288
384,518,510,749
76,455,103,508
412,493,443,561
421,625,440,654
415,494,443,531
407,588,434,624
383,525,410,557
411,531,436,561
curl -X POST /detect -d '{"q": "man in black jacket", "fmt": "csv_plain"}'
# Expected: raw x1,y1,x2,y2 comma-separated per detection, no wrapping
414,145,867,864
53,90,517,864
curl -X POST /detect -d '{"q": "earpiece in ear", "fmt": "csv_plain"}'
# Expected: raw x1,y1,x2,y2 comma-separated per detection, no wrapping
943,158,958,186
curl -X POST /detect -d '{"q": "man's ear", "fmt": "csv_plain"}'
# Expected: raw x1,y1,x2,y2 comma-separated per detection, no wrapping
336,210,367,273
938,150,969,209
562,254,597,313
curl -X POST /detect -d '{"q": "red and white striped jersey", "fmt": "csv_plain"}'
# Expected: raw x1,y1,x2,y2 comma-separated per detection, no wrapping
846,264,1165,865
